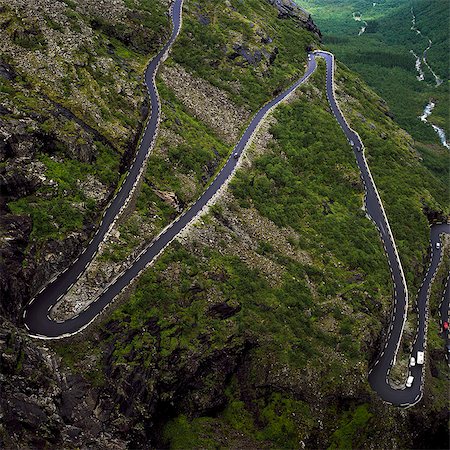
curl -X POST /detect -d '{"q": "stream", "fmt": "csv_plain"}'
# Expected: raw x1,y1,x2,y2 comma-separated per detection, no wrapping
420,101,450,149
352,12,367,35
410,8,442,86
410,50,425,81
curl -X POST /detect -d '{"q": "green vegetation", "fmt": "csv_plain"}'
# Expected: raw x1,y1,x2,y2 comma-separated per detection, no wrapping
55,55,448,447
232,70,390,287
172,0,319,111
53,339,106,387
255,393,314,446
56,60,425,446
164,389,315,449
144,82,231,199
9,0,445,445
2,0,171,250
300,0,449,169
8,144,119,243
90,0,169,55
0,6,47,50
328,404,373,449
100,79,234,262
333,63,448,293
163,416,219,449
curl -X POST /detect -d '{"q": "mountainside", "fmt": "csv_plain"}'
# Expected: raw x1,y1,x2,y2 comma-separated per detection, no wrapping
298,0,450,182
0,0,449,448
0,0,170,320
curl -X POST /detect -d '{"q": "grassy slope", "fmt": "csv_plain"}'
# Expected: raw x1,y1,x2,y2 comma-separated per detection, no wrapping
49,0,448,447
171,0,317,111
334,63,449,294
99,0,320,263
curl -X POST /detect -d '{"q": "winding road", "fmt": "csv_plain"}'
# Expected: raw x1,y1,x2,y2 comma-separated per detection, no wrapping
23,0,316,339
316,50,449,406
22,2,449,408
23,0,184,335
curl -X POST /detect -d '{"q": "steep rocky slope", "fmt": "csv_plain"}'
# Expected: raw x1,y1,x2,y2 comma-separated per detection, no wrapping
49,58,447,448
0,0,169,320
1,0,448,448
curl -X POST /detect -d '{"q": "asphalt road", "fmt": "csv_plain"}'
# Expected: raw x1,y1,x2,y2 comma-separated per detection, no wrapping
314,51,450,406
22,25,448,407
22,12,317,338
23,0,185,336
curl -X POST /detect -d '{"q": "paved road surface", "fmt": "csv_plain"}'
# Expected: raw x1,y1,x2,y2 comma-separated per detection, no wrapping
22,18,448,407
315,50,450,406
23,14,317,338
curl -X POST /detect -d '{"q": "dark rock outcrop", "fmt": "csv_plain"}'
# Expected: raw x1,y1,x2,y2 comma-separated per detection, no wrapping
422,203,448,224
0,319,126,449
229,44,264,66
265,0,322,39
0,215,31,320
102,320,255,448
0,59,16,81
208,301,242,319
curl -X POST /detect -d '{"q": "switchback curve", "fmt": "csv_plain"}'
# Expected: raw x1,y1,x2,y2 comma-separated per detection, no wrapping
23,32,317,339
22,31,448,408
314,50,450,407
23,0,185,336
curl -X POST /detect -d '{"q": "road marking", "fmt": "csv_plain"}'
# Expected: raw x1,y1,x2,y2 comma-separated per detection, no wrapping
315,51,450,407
23,35,449,411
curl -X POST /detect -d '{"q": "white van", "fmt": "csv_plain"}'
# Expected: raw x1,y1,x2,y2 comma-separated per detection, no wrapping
417,351,424,365
406,375,414,388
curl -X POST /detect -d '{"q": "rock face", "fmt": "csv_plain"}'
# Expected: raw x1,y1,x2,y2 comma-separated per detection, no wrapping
0,319,124,449
0,215,31,319
265,0,322,38
160,63,250,145
100,320,255,448
0,316,254,448
0,103,107,320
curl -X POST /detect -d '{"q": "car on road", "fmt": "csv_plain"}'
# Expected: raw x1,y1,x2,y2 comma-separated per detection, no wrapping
406,375,414,388
443,321,449,331
233,152,239,159
410,356,416,367
417,351,424,365
308,55,311,61
349,140,354,146
435,242,441,249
